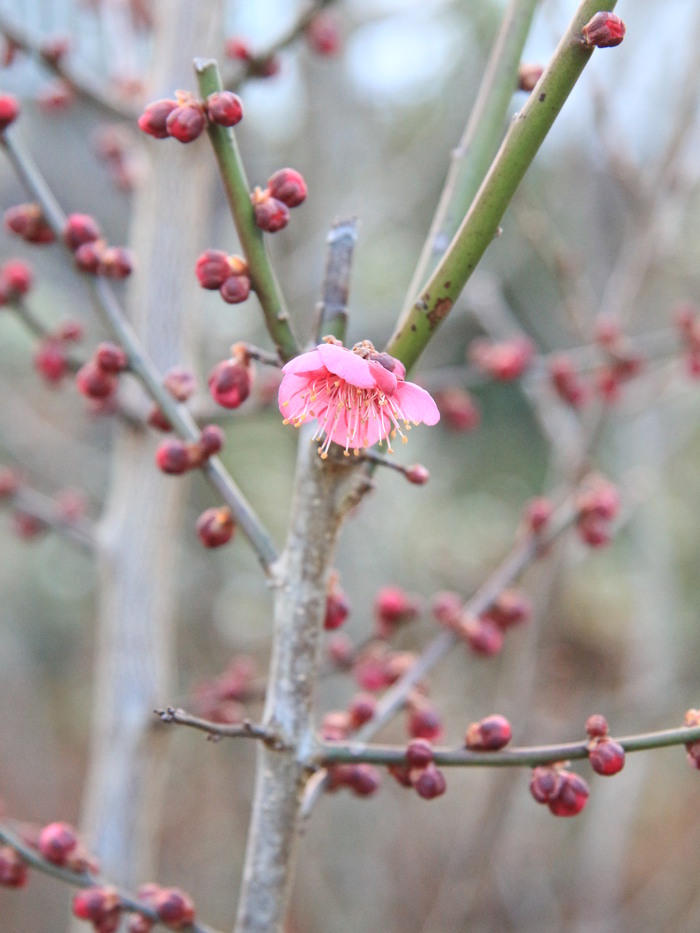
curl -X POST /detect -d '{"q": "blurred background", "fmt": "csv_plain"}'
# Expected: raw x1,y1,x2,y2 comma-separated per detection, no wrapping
2,1,700,931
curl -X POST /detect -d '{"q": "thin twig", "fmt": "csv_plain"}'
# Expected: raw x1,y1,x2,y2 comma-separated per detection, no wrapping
155,707,288,749
2,483,96,551
313,216,358,344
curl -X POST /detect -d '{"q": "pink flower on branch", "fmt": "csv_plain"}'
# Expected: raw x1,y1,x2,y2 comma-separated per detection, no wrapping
278,339,439,457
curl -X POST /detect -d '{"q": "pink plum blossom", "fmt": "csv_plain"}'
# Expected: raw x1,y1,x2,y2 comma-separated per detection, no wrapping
278,339,439,457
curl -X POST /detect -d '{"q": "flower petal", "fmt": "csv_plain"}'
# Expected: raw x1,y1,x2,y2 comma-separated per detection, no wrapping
317,343,376,388
280,348,324,376
368,359,398,396
394,381,441,425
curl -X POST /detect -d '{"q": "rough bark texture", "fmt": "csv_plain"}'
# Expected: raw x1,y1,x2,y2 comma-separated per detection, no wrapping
78,0,222,890
234,437,371,933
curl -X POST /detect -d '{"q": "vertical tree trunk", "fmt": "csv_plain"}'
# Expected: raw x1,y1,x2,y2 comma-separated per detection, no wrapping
78,0,223,890
234,439,370,933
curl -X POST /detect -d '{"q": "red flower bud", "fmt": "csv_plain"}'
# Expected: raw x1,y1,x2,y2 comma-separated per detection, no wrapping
164,366,197,401
155,439,190,475
374,585,420,636
413,763,447,800
72,885,121,923
582,12,626,49
2,259,33,295
547,771,589,817
99,245,133,279
252,191,290,232
407,700,443,741
95,342,128,373
75,360,118,400
166,102,206,143
585,713,609,738
220,274,251,304
267,167,307,208
435,388,480,432
469,337,535,381
0,93,20,131
524,496,553,533
588,737,625,776
405,737,434,769
63,213,101,251
405,463,430,485
548,354,589,408
208,358,253,409
138,98,178,138
0,467,20,498
347,693,376,728
324,585,350,630
4,203,55,244
206,91,244,127
196,507,235,548
154,888,196,928
37,821,79,864
461,615,504,656
34,340,68,383
465,714,512,751
55,319,84,342
74,240,104,274
195,250,232,290
0,845,28,887
305,13,341,56
199,424,225,457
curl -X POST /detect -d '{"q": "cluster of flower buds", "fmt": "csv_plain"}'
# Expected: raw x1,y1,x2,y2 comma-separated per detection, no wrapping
0,92,20,132
73,881,196,932
155,424,224,475
195,250,251,304
469,336,535,382
251,168,307,233
75,341,128,403
191,654,260,724
4,203,54,244
0,843,27,888
0,470,87,540
326,761,382,797
224,38,280,78
585,713,625,775
373,585,421,639
0,469,44,539
62,213,133,279
575,475,620,548
674,304,700,377
0,257,33,305
530,765,590,816
433,587,531,658
593,316,645,403
33,320,83,385
434,388,480,433
389,738,447,800
138,89,243,143
305,13,341,56
208,343,254,409
465,714,513,751
582,12,626,48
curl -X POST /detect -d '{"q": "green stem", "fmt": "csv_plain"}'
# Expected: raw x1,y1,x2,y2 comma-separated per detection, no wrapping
318,723,700,769
401,0,539,315
194,58,300,363
387,0,620,372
